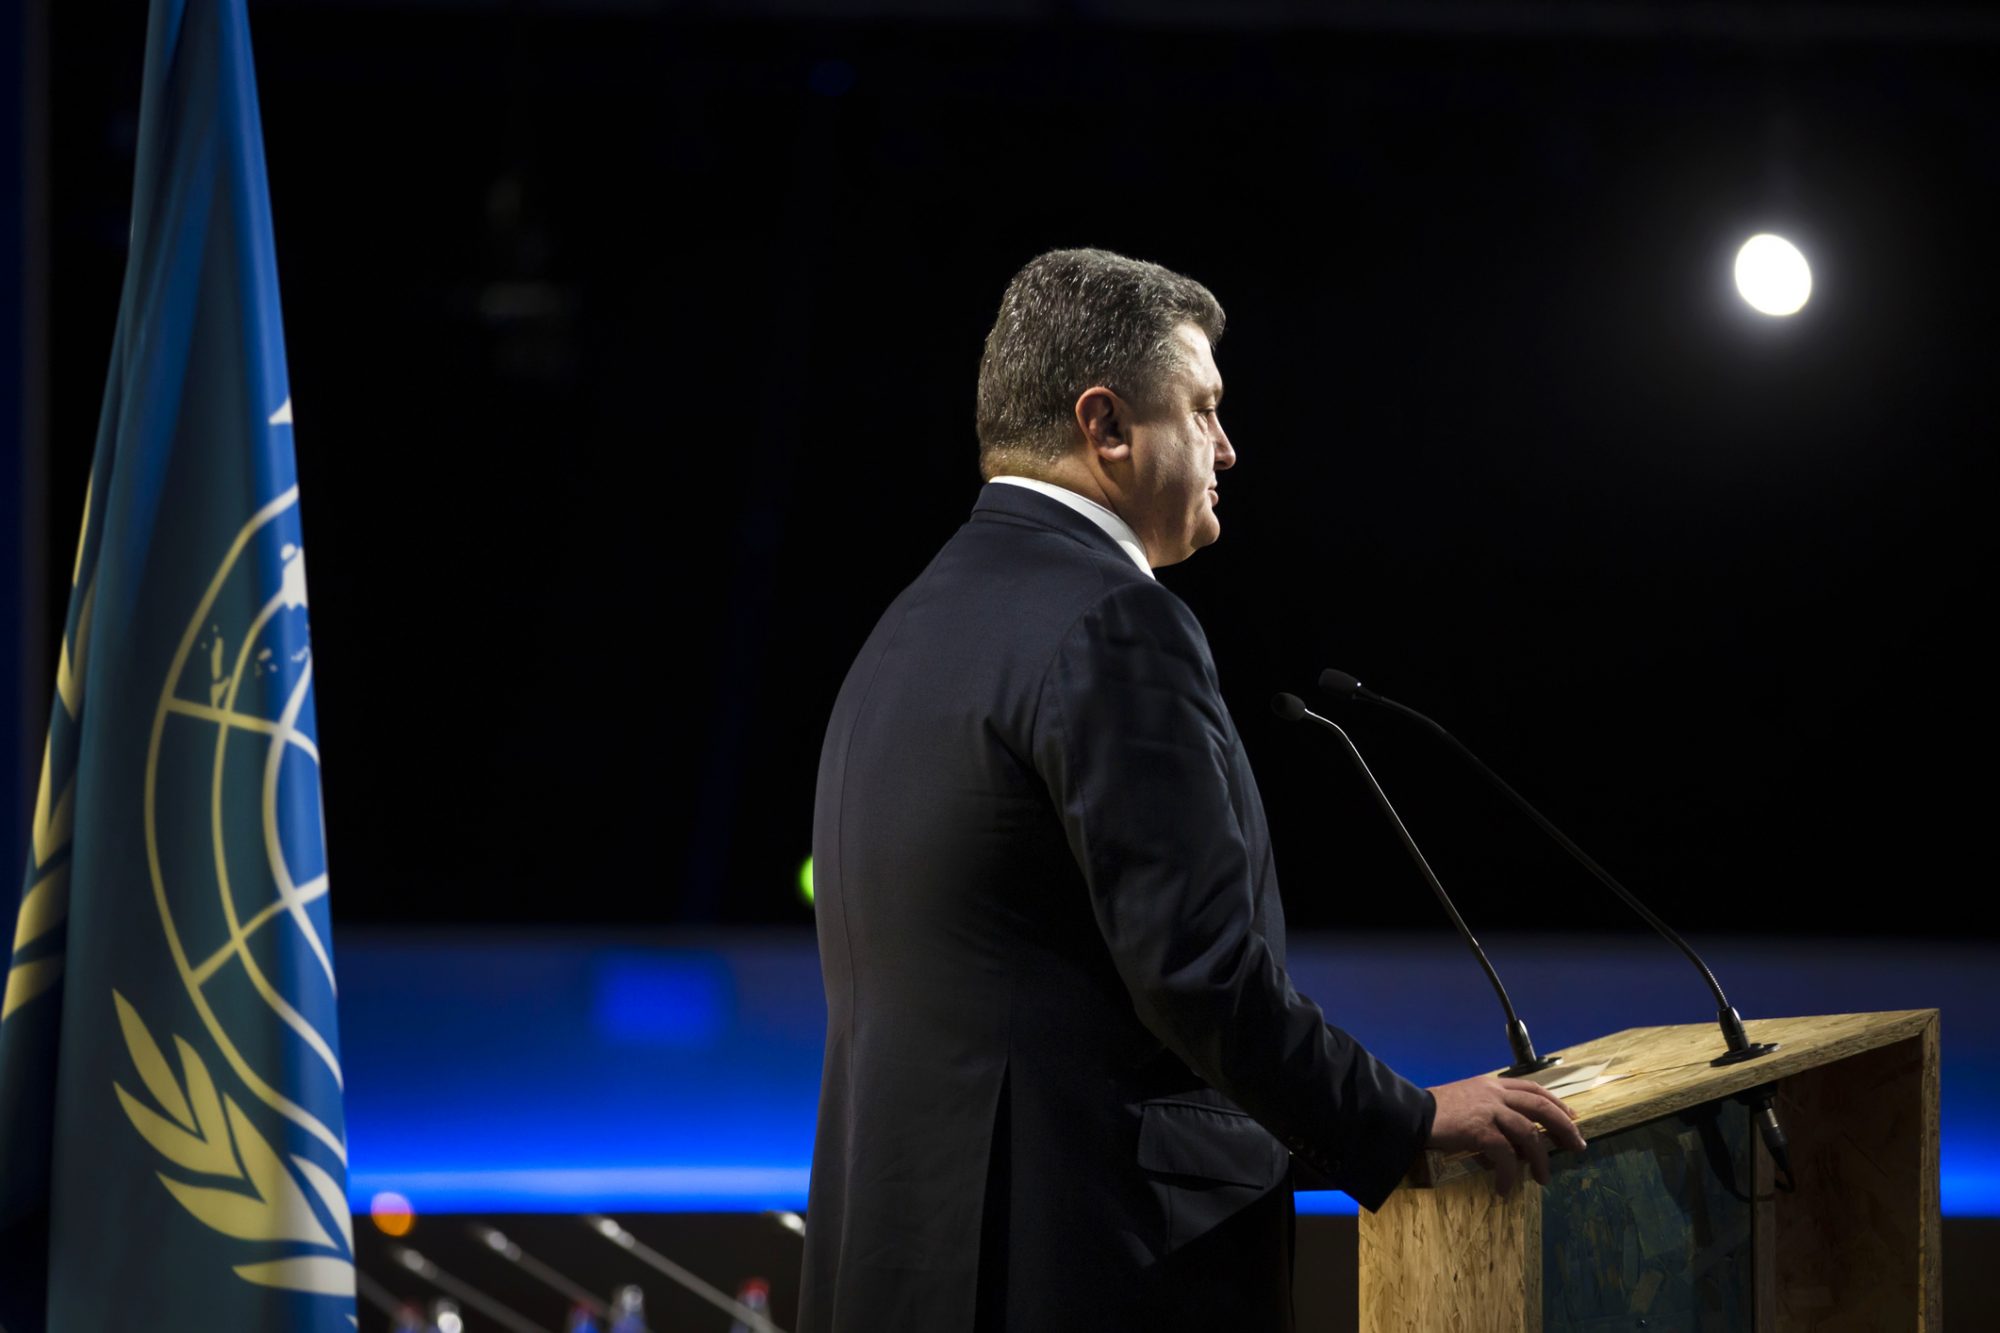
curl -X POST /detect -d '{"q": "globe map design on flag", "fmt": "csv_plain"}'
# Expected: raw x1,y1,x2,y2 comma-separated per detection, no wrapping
147,487,344,1162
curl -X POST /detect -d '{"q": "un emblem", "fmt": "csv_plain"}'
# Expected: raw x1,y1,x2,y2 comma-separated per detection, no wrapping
112,485,355,1297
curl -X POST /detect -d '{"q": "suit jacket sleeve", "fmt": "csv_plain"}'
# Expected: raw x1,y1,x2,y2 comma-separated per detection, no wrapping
1033,580,1435,1209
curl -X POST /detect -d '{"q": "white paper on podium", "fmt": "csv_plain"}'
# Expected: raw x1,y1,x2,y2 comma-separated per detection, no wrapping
1521,1061,1632,1097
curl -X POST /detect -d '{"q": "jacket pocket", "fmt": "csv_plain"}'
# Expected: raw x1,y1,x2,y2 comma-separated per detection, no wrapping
1136,1099,1289,1190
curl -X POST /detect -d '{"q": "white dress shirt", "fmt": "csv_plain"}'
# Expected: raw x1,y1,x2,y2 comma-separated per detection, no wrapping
989,476,1154,579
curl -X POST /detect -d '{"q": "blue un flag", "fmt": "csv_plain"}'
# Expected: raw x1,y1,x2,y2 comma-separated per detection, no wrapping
0,1,353,1327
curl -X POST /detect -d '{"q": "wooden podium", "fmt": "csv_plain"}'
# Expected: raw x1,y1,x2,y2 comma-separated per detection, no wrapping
1357,1010,1941,1331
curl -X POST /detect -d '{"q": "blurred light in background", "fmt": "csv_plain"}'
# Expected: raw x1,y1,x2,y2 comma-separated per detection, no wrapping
798,856,814,907
371,1190,415,1237
594,954,730,1047
338,934,2000,1217
1735,233,1812,316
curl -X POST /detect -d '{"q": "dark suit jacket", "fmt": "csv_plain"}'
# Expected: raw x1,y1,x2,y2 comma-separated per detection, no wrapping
800,484,1435,1331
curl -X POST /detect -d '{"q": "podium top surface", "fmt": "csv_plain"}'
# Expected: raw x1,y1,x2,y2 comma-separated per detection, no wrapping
1409,1008,1938,1188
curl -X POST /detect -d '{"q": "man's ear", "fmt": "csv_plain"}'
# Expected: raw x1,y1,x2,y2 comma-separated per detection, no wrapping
1074,386,1132,463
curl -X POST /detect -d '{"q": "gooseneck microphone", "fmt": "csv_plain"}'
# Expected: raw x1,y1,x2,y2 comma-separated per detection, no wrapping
1271,692,1558,1078
1316,669,1796,1191
1315,668,1776,1069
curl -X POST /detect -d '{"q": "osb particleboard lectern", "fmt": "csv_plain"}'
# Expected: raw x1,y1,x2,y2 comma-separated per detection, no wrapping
1358,1009,1941,1331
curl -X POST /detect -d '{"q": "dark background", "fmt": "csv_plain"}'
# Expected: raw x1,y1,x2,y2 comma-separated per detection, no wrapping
35,1,1997,936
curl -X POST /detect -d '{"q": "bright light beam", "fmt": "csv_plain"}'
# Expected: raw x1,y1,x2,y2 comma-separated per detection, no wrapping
1734,233,1812,316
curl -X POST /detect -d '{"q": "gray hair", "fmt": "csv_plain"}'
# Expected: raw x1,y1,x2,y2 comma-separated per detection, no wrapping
975,248,1225,477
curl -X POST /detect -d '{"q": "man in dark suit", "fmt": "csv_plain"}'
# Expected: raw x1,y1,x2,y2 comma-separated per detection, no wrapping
801,249,1581,1331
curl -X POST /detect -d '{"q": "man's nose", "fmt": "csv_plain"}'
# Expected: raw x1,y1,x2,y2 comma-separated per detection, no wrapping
1214,424,1236,471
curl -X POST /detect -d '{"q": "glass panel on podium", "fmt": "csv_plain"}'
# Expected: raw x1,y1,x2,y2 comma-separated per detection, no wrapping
1542,1100,1756,1330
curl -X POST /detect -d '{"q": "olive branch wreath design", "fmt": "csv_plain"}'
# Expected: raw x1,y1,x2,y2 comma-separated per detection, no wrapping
111,990,355,1299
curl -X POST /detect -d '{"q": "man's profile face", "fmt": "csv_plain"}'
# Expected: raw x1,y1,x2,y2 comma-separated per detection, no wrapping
1123,324,1236,567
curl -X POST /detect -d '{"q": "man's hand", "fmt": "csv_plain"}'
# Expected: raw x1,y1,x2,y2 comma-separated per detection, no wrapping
1426,1075,1587,1197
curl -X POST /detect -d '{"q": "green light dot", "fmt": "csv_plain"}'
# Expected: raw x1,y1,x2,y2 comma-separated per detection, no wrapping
798,856,814,906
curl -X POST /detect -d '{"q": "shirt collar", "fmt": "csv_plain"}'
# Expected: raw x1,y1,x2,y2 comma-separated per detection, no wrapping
987,476,1154,579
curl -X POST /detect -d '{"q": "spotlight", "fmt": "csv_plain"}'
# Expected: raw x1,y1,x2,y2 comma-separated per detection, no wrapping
1734,233,1811,316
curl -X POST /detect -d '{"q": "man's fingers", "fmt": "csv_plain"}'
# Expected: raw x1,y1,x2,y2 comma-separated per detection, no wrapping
1533,1086,1582,1125
1498,1077,1582,1122
1504,1088,1588,1152
1498,1109,1553,1186
1425,1075,1589,1185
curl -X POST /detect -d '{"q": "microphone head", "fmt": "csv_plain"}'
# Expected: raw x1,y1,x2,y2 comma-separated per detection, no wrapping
1318,668,1365,697
1270,692,1307,723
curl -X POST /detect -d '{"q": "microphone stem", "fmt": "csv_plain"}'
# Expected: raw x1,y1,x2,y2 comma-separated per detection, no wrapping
1299,707,1551,1074
1370,693,1749,1046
